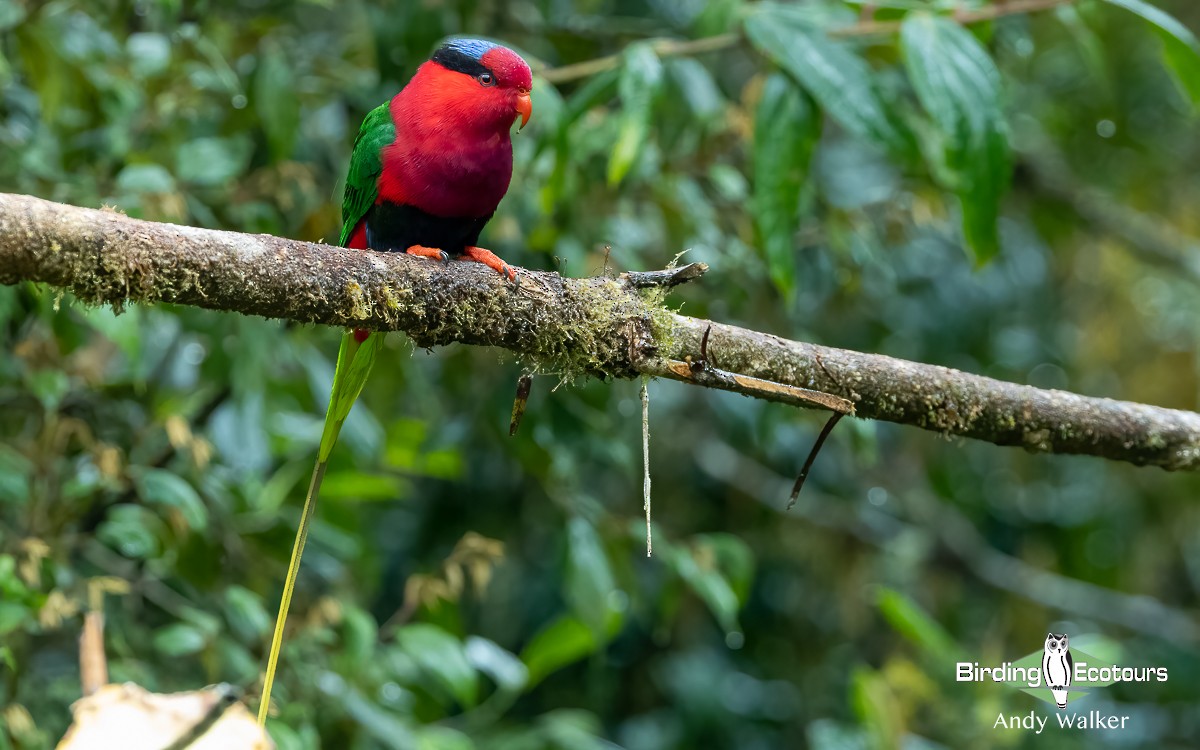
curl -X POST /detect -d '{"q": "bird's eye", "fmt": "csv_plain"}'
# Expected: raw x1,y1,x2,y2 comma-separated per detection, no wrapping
478,72,495,86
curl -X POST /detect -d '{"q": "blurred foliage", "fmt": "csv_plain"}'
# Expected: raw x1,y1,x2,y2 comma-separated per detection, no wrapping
2,0,1200,748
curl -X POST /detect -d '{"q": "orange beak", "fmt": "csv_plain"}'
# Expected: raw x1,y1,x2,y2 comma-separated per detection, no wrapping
515,89,532,132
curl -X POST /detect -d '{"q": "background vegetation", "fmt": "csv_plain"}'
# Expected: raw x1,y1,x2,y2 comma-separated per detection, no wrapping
2,0,1199,747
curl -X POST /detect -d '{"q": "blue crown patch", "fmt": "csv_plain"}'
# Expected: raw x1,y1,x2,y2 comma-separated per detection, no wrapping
444,38,499,61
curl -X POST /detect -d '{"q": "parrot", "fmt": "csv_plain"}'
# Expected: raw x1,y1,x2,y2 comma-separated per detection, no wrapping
257,38,533,725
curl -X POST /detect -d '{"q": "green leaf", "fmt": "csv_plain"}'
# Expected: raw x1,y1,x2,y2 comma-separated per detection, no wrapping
667,542,742,635
255,40,300,159
537,709,613,750
175,136,253,187
394,623,478,708
0,601,27,637
565,517,616,638
692,533,756,607
666,58,724,120
751,73,820,298
520,615,598,688
540,69,619,210
0,0,27,32
745,4,910,154
116,164,175,195
215,639,259,683
465,636,528,694
126,32,170,78
340,605,378,666
263,720,304,750
0,644,15,671
876,587,962,663
152,622,208,657
901,13,1011,264
0,446,32,505
564,68,620,122
0,555,25,598
1161,32,1200,106
180,606,222,639
608,42,664,186
708,163,748,202
136,469,208,532
850,667,903,750
97,505,163,560
807,720,874,750
416,727,474,750
1055,5,1112,101
318,470,407,501
80,305,143,369
224,585,271,642
320,672,415,750
1101,0,1200,107
528,75,565,135
26,368,69,411
692,0,740,37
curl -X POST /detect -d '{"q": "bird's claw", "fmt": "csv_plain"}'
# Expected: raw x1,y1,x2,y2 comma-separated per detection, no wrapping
405,244,450,266
462,246,518,284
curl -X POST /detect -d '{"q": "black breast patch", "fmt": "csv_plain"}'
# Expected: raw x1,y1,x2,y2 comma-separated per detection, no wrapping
365,202,492,255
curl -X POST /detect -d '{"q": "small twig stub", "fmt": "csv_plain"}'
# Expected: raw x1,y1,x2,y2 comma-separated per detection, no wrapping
620,262,709,289
509,374,533,436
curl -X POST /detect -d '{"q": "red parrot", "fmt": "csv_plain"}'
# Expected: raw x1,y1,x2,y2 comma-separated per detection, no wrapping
258,38,532,724
343,38,532,281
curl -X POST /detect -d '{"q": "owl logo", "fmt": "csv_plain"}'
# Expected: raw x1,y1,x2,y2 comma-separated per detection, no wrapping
1042,632,1074,709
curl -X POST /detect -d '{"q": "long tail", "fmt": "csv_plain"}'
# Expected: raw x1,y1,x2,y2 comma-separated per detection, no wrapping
257,330,385,725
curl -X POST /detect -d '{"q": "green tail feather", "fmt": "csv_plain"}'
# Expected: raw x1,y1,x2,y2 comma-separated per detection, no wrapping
257,330,385,726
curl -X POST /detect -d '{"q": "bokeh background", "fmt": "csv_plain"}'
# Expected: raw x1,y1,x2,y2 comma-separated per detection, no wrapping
2,0,1199,747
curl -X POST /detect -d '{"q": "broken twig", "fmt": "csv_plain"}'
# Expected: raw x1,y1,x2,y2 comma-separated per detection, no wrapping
646,358,855,414
509,374,533,436
620,262,709,289
788,412,846,508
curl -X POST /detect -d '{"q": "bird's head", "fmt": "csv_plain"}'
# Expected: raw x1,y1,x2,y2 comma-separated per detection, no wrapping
417,38,533,133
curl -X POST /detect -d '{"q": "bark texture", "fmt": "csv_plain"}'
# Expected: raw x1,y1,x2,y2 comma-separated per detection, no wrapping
2,192,1198,471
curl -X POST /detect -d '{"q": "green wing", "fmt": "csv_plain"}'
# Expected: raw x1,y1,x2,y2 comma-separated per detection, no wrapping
339,102,396,247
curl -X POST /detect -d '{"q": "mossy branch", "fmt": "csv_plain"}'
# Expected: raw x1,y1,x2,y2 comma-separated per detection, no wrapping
2,192,1198,471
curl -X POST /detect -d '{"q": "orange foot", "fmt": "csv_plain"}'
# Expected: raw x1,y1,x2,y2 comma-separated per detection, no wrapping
405,245,450,264
462,246,517,282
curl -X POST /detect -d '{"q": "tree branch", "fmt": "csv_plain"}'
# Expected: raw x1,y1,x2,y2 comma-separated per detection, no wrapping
538,0,1074,84
2,193,1198,471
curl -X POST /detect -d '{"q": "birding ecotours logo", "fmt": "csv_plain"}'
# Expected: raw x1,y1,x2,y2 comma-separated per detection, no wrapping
956,631,1168,712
